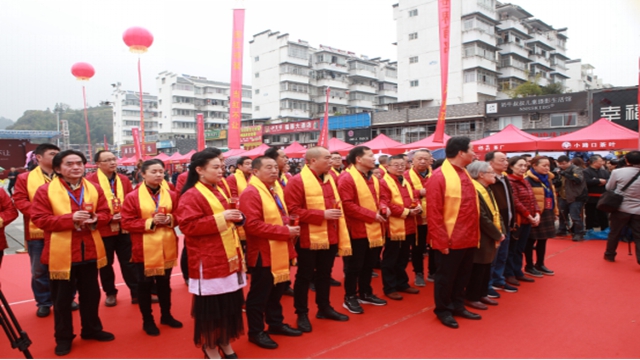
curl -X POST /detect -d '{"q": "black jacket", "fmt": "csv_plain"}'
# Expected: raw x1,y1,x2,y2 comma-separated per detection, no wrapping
583,166,610,203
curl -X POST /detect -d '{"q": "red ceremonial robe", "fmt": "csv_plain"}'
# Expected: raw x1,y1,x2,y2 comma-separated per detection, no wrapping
0,189,19,250
85,172,134,237
337,169,380,240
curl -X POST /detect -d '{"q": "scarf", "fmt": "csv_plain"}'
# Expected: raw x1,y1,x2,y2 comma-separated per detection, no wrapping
234,169,249,194
382,173,415,241
194,181,244,273
345,166,384,248
300,166,351,255
408,167,431,225
330,167,341,177
219,178,232,198
47,178,106,279
441,159,480,239
248,176,291,284
97,169,125,232
26,166,53,239
138,184,177,276
529,168,554,209
473,180,502,234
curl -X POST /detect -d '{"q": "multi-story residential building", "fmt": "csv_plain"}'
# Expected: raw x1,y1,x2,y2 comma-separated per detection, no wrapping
249,30,398,122
111,84,159,148
393,0,570,104
565,59,611,92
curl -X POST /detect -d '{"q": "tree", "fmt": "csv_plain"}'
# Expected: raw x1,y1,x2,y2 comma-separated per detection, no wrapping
541,82,564,95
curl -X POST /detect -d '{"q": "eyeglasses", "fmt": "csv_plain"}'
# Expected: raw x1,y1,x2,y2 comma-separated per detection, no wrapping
99,158,118,163
388,164,405,168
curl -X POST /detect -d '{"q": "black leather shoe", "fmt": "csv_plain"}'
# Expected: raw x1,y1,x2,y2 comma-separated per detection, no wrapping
268,324,303,337
36,306,51,318
248,331,278,349
160,316,183,328
143,321,160,336
453,309,482,320
283,286,294,297
516,275,535,283
297,314,312,333
309,282,316,292
438,315,459,329
70,301,79,311
55,340,72,356
330,278,341,286
316,307,349,321
81,331,115,341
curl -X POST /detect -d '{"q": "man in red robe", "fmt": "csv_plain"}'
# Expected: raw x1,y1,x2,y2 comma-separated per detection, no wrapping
227,156,252,197
0,188,19,267
427,137,481,329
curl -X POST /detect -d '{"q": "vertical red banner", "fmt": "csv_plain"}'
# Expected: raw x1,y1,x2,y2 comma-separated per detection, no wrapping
228,9,245,149
197,113,205,151
104,134,108,150
131,127,142,161
434,0,451,143
318,87,330,148
637,57,640,149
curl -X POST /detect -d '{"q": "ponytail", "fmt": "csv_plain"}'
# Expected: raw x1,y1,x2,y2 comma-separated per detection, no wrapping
181,148,222,195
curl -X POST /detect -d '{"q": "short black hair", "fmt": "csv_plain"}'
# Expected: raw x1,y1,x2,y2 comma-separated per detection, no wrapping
347,146,371,166
236,156,252,167
34,143,60,156
589,155,602,164
484,151,499,162
389,154,405,162
252,156,273,170
52,149,86,171
330,151,341,156
264,146,281,161
506,156,525,174
378,155,389,165
625,151,640,165
557,155,570,163
141,159,165,173
445,136,471,158
94,150,113,163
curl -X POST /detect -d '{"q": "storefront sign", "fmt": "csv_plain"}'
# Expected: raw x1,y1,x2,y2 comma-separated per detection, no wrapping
592,88,638,131
345,128,371,145
263,120,320,135
121,142,157,157
485,92,588,116
157,140,175,149
205,129,228,140
240,125,263,144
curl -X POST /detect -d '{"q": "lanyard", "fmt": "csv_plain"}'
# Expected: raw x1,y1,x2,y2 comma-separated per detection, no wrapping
109,177,116,196
152,193,161,211
270,188,287,216
279,178,287,188
68,186,85,207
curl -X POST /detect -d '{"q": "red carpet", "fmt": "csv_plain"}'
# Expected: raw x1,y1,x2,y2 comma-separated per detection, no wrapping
1,238,639,358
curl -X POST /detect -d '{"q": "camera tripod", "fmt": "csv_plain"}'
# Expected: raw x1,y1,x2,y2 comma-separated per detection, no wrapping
0,289,33,358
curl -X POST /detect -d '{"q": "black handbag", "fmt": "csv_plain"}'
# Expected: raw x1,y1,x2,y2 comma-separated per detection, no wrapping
597,170,640,213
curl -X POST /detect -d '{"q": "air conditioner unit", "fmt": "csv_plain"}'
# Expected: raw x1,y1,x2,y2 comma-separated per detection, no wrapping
282,137,289,143
264,139,271,144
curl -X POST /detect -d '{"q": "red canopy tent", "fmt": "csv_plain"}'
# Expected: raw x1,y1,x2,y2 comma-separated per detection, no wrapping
177,150,196,163
358,134,405,155
328,137,354,156
223,148,247,158
283,141,307,158
399,133,451,150
242,143,272,159
120,156,137,166
471,124,540,153
537,118,639,151
153,153,170,163
166,152,184,164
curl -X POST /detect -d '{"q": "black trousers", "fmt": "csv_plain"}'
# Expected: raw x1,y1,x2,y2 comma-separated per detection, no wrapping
294,244,338,315
344,238,377,298
465,263,491,302
50,262,103,342
411,225,427,274
605,211,640,262
99,233,138,298
585,202,609,230
433,248,474,318
181,244,189,281
246,254,287,336
381,235,413,294
525,238,547,267
134,264,173,323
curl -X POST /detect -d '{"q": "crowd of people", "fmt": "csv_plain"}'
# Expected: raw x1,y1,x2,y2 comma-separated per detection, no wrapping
0,139,639,357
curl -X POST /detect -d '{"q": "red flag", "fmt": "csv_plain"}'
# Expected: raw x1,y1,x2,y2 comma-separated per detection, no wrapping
433,0,451,143
318,87,330,148
131,127,142,161
197,113,205,151
227,9,245,149
638,57,640,149
104,134,108,150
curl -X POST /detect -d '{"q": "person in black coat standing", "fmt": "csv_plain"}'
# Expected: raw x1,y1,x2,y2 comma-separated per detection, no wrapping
583,155,610,230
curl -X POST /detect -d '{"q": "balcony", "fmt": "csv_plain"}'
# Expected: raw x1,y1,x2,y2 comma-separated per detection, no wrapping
497,18,528,35
462,56,497,72
498,42,529,59
314,62,349,74
201,104,227,112
280,90,310,102
281,54,309,67
314,95,348,106
377,88,398,97
528,53,552,68
497,66,528,81
348,68,377,80
172,102,195,110
280,108,311,119
462,28,497,46
349,83,377,94
314,77,349,90
348,99,375,109
171,88,194,98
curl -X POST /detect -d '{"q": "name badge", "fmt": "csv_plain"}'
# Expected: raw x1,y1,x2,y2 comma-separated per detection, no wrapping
545,197,553,210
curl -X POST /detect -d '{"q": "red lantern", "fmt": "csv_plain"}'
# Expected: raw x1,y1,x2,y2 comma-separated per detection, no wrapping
71,62,95,81
123,27,154,54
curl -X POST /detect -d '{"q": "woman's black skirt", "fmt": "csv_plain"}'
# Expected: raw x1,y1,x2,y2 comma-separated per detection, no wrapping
192,288,245,347
530,209,556,240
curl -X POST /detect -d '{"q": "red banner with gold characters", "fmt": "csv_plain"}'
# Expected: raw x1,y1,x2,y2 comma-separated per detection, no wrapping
228,9,245,149
131,127,143,160
197,113,205,150
434,0,451,143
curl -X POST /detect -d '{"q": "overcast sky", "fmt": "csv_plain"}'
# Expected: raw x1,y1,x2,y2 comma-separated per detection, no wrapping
1,0,638,121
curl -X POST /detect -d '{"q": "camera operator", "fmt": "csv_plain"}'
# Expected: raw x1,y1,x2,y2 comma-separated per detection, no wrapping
555,156,587,241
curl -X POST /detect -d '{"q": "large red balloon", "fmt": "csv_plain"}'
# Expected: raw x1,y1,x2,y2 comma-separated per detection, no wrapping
71,62,95,81
123,26,154,53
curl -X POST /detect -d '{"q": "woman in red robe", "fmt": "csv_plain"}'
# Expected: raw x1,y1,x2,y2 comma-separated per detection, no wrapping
175,148,245,359
121,159,182,337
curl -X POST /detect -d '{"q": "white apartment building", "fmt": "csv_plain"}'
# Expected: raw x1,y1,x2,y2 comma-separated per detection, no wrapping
111,85,159,147
155,71,252,137
393,0,570,104
565,59,611,92
249,30,398,122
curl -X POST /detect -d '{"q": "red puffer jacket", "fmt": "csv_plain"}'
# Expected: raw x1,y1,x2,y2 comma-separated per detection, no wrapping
507,173,540,224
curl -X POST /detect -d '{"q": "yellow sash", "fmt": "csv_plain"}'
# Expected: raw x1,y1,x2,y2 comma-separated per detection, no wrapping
345,166,384,248
138,184,177,277
330,167,341,177
248,176,291,284
280,173,288,186
473,180,502,232
441,159,479,239
26,166,53,239
383,173,414,241
47,178,106,280
194,182,244,273
161,179,171,191
220,178,232,197
97,170,124,213
379,166,387,177
300,166,352,256
408,167,430,225
234,169,249,194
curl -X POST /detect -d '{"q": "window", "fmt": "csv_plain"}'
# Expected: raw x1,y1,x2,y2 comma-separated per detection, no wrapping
409,32,418,40
255,89,260,95
255,72,259,78
409,56,419,64
410,80,419,87
409,9,418,17
254,106,260,111
463,70,476,83
288,44,308,59
498,116,523,129
254,56,259,62
458,122,476,132
550,113,578,127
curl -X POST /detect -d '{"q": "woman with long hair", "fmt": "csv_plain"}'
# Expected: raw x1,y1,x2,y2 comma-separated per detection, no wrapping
175,148,246,359
524,156,559,277
121,159,182,336
504,156,540,288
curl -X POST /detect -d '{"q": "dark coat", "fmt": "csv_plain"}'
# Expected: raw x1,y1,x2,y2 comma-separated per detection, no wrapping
474,187,504,264
583,166,610,204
